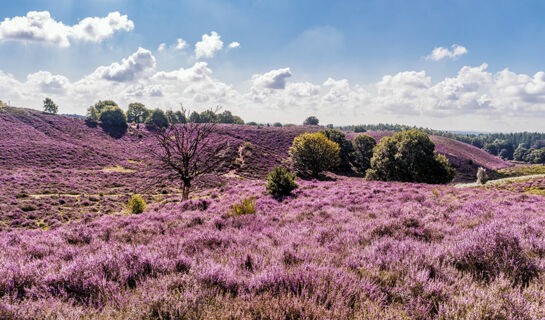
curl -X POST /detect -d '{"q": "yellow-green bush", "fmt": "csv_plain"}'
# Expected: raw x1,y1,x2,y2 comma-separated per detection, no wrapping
228,197,256,217
289,132,340,177
128,194,147,214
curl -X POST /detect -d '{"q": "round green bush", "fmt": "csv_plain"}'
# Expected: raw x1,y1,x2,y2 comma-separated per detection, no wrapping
266,167,298,196
366,129,456,184
99,106,127,130
289,132,340,177
127,194,147,214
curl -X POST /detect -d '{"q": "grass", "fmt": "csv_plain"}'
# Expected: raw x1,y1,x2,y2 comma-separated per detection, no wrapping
455,174,545,188
497,164,545,177
101,166,135,173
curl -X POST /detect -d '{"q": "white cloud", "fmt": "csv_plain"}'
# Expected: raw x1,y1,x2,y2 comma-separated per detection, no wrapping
251,67,292,89
0,11,133,47
4,48,545,131
89,47,156,82
194,31,223,59
157,43,166,51
175,38,187,50
426,44,468,61
228,41,240,49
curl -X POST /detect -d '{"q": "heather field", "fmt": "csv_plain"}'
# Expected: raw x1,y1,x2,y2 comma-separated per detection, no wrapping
2,108,545,319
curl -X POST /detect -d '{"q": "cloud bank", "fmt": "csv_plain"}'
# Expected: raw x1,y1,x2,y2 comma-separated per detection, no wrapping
2,47,545,131
0,11,134,47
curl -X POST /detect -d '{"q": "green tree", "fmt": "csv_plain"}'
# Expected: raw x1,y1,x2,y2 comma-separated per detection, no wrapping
94,100,118,114
289,132,340,177
126,102,150,123
43,97,58,114
366,130,456,184
189,111,201,123
352,134,377,174
513,145,529,161
303,116,319,126
145,109,169,129
321,129,354,171
199,110,218,123
99,106,127,130
273,122,282,127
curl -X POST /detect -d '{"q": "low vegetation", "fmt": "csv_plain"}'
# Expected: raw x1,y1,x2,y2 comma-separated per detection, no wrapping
265,166,298,197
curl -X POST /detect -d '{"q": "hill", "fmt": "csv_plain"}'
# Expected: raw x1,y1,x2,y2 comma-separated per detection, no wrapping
0,107,510,180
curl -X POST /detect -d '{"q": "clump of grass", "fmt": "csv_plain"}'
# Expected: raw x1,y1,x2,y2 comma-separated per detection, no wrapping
228,197,256,217
127,194,147,214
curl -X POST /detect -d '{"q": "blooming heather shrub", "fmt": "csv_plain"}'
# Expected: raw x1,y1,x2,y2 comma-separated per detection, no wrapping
476,166,488,185
366,130,456,184
127,194,147,214
450,223,539,286
289,132,340,177
228,197,256,217
266,166,298,197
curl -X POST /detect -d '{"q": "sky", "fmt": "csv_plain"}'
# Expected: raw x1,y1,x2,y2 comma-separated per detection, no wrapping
1,0,545,131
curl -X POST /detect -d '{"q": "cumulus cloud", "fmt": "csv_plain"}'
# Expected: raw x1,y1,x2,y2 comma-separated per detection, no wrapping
228,41,240,49
426,44,468,61
90,47,156,82
194,31,223,59
251,68,292,89
175,38,187,50
4,48,545,131
0,11,133,47
157,43,166,51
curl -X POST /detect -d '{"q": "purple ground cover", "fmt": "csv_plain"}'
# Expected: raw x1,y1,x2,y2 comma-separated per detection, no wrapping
0,107,543,319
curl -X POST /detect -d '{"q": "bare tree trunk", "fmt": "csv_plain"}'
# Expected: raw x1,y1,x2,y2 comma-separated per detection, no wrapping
182,179,191,200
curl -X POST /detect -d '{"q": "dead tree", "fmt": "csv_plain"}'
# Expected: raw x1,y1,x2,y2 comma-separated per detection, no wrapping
149,117,228,200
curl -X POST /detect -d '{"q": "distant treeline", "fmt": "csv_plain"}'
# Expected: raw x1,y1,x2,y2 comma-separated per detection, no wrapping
340,123,545,163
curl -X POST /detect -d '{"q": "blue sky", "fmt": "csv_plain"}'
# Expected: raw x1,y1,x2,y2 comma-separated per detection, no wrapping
1,0,545,131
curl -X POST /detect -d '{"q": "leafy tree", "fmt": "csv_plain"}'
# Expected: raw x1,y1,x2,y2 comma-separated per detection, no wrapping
352,134,377,173
145,109,169,129
247,121,258,126
173,111,187,123
86,106,100,121
99,106,127,130
321,129,354,170
513,145,529,161
273,122,283,127
150,115,229,200
43,97,58,114
189,111,201,123
526,148,545,164
266,167,298,197
366,130,456,184
353,125,366,133
94,100,118,113
303,116,319,126
126,102,150,123
199,110,218,123
289,132,340,177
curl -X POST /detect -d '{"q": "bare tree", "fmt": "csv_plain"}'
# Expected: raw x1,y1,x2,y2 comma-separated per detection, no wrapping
149,109,228,200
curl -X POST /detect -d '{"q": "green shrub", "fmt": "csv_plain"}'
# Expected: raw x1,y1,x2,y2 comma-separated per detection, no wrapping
266,167,298,196
366,129,456,184
352,134,377,174
128,194,147,214
289,132,340,177
145,109,169,129
228,197,256,217
99,106,127,130
320,129,354,170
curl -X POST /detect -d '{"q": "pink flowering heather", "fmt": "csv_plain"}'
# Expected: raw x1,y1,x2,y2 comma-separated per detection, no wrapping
1,107,544,319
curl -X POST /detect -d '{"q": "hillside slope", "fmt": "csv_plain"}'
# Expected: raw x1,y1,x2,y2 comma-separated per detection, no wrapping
0,107,510,180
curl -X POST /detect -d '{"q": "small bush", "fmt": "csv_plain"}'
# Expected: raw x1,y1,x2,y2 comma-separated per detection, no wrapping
303,116,319,125
145,109,169,130
289,132,340,177
228,197,256,217
266,167,298,197
476,167,488,185
127,194,147,214
99,106,127,130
